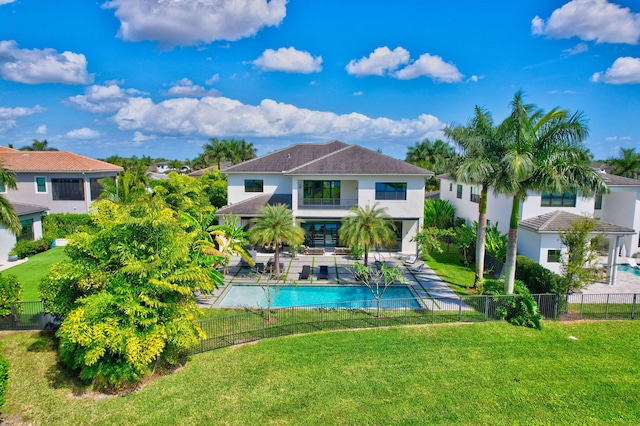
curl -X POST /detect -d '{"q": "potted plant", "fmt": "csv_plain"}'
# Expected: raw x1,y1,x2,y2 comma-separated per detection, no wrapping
7,250,18,262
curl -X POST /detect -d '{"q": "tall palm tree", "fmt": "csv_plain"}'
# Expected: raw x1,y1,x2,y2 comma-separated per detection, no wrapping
19,139,58,151
608,147,640,179
0,164,21,235
497,92,607,293
445,106,503,288
250,204,304,278
226,138,257,165
339,203,396,266
202,138,228,170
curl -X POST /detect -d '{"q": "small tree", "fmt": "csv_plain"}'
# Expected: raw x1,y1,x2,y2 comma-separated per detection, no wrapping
412,227,455,255
350,262,405,318
558,216,606,295
252,269,295,323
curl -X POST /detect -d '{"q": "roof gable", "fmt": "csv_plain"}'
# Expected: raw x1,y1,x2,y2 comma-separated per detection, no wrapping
0,150,122,173
520,210,635,234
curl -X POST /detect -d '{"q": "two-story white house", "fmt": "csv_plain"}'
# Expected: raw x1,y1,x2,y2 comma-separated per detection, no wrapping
439,172,639,283
217,141,432,254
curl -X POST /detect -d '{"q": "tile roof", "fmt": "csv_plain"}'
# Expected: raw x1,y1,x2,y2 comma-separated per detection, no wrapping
12,202,48,216
216,193,292,216
0,149,122,173
598,171,640,186
224,140,432,176
188,161,232,177
520,210,635,234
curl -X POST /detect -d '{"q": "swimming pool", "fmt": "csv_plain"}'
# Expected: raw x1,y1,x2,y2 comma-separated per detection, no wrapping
218,285,421,309
618,264,640,277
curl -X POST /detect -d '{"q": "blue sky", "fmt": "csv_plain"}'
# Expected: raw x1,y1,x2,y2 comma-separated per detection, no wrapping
0,0,639,161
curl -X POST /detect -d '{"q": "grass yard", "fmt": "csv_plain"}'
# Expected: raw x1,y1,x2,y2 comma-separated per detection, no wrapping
424,246,477,295
2,321,640,425
1,247,67,301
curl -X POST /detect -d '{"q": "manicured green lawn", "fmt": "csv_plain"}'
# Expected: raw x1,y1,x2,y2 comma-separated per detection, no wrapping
1,247,67,301
2,321,639,425
424,245,476,295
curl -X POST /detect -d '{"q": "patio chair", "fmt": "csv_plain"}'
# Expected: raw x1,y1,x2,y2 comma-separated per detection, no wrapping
299,265,311,280
373,252,385,263
318,265,329,280
628,258,639,269
409,263,424,273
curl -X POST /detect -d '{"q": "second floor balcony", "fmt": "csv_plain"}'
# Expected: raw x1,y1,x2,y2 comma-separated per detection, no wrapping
299,198,358,210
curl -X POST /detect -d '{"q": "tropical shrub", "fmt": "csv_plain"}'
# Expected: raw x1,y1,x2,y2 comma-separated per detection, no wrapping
0,353,8,413
43,213,95,239
481,279,543,329
515,256,562,294
0,274,21,316
41,199,221,391
10,237,54,259
423,198,455,229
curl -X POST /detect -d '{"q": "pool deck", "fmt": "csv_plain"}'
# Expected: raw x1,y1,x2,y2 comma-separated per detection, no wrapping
197,250,470,311
579,258,640,295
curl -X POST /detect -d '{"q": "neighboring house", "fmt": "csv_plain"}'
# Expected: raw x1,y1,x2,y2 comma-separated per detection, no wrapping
0,146,123,214
155,161,190,174
217,140,432,254
439,172,640,284
0,202,47,262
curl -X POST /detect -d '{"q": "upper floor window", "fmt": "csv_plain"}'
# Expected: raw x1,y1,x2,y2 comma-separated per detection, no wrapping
304,181,340,205
541,192,576,207
456,184,463,199
245,179,263,193
594,194,603,210
375,182,407,200
470,187,480,203
35,177,46,193
52,178,84,201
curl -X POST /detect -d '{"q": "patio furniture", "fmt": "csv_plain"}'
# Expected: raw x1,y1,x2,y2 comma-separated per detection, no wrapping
299,265,311,280
334,247,350,256
240,249,257,267
401,250,422,265
253,262,265,273
628,258,639,269
318,265,329,280
373,252,385,263
410,263,424,273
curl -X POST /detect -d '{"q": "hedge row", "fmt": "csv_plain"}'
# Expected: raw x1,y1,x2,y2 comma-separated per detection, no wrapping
515,255,563,294
43,213,95,240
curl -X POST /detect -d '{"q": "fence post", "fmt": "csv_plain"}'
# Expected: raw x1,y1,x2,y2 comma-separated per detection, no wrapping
632,294,637,320
458,296,462,322
232,315,236,345
605,294,610,320
484,295,489,321
291,306,295,335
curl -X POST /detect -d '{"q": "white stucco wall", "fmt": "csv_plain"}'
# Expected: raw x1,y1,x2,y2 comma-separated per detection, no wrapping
0,211,44,262
597,190,640,256
227,173,292,204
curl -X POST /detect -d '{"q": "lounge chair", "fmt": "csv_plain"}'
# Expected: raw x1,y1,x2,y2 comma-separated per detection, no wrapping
628,258,639,268
409,263,424,273
401,250,422,265
373,252,385,263
318,265,329,280
299,265,311,280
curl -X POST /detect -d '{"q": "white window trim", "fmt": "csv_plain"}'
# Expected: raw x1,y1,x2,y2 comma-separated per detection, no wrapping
35,176,47,194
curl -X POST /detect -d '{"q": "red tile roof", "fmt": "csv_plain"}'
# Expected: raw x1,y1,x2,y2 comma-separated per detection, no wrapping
0,149,122,173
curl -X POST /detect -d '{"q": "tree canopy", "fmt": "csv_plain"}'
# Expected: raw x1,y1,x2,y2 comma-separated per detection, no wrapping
339,204,396,266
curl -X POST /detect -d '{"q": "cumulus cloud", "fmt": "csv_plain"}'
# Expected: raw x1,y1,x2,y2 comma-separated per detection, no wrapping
0,40,92,84
0,0,16,5
103,0,288,47
252,47,322,73
133,131,156,143
532,0,640,44
345,46,410,77
65,83,142,113
591,57,640,83
394,53,464,82
205,73,219,85
563,42,589,55
163,78,221,97
66,128,101,139
110,95,444,141
35,124,47,134
0,105,46,132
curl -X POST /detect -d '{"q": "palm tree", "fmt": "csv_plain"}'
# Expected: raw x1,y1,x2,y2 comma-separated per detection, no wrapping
250,204,304,278
405,139,457,174
608,147,640,179
445,106,503,288
19,139,58,151
206,214,254,274
202,138,228,170
226,138,257,165
98,170,149,204
339,203,396,267
497,92,607,293
0,165,21,235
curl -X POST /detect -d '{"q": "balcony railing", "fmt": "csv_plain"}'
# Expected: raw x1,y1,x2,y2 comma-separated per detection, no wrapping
299,198,358,210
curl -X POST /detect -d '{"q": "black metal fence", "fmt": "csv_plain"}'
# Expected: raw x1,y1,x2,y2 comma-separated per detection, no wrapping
3,294,638,354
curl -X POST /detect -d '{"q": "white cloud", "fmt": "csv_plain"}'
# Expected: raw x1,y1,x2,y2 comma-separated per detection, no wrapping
66,128,101,139
563,42,589,55
591,57,640,83
0,105,46,132
111,95,445,142
532,0,640,44
0,0,16,5
205,73,219,85
352,91,364,96
35,124,47,134
252,47,322,73
345,46,410,77
0,40,92,84
133,131,156,143
394,53,464,82
65,83,141,113
164,78,221,97
103,0,287,47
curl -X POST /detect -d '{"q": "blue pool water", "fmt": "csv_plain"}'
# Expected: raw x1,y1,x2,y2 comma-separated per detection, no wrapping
218,285,420,308
618,264,640,276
